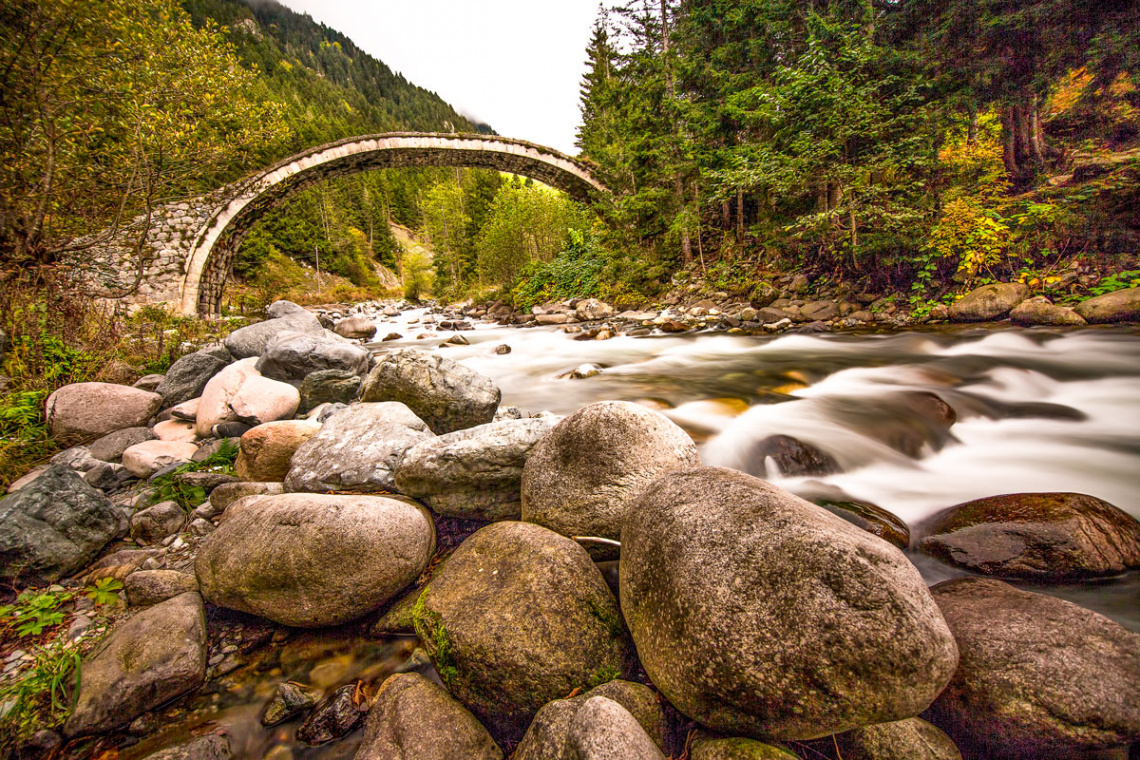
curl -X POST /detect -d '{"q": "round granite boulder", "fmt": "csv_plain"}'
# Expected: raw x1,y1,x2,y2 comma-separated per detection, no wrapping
413,521,629,738
620,467,958,742
925,578,1140,759
521,401,699,553
918,492,1140,580
948,283,1028,323
195,493,435,627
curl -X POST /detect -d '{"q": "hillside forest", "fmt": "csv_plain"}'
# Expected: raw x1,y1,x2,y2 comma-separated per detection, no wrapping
1,0,1138,314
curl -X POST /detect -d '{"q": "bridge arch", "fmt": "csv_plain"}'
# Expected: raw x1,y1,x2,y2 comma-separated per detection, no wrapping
181,133,607,316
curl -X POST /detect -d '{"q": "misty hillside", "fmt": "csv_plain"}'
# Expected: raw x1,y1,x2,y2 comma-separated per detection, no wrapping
182,0,493,159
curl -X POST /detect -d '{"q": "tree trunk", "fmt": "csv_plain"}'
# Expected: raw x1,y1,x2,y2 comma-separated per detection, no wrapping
736,189,744,240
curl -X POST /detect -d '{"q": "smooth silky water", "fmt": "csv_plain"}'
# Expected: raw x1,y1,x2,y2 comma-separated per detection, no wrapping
126,315,1140,759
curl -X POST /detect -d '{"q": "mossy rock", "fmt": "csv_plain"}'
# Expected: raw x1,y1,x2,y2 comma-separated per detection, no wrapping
412,521,629,739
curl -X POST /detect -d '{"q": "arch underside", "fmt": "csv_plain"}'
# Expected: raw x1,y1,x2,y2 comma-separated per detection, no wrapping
194,142,605,316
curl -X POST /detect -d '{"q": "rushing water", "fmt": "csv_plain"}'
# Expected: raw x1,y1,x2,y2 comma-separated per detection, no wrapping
373,312,1140,631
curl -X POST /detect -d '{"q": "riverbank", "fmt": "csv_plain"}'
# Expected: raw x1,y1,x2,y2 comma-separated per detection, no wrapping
1,296,1139,760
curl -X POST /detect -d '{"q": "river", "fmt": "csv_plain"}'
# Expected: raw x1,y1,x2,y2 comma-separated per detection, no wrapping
123,316,1140,760
373,312,1140,631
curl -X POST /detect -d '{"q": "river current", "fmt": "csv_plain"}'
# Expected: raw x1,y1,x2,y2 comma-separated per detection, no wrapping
373,312,1140,631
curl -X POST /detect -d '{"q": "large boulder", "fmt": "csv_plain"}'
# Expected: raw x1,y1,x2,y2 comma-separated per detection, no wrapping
924,578,1140,759
918,492,1140,580
284,402,433,493
335,316,378,340
394,417,559,521
255,330,371,387
689,737,798,760
359,349,501,434
195,493,435,627
64,592,207,736
801,718,962,760
1009,298,1086,327
620,467,959,742
45,383,162,445
0,466,126,585
121,440,199,478
521,402,699,553
223,301,324,359
194,359,299,437
1074,287,1140,324
354,672,502,760
413,521,629,737
948,283,1028,323
514,680,669,760
234,420,322,482
155,347,231,408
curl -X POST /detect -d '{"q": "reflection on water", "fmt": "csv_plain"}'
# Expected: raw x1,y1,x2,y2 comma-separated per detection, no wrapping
372,314,1140,630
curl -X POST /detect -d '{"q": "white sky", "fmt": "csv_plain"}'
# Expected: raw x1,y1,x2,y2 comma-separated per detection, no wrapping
276,0,604,156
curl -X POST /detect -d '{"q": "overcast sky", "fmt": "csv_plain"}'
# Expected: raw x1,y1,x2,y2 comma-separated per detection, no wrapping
276,0,604,155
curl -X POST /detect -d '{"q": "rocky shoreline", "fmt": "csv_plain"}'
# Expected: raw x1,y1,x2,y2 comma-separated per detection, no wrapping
1,298,1139,760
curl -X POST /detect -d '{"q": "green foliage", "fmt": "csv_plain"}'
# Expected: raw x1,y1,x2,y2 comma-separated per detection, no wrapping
0,391,48,440
477,185,591,287
1089,270,1140,296
83,578,124,606
0,640,82,751
0,588,73,638
511,229,607,310
148,439,239,510
401,247,435,302
927,198,1010,284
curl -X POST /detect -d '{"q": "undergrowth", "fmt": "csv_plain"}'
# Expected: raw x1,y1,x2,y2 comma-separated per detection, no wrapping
147,438,239,510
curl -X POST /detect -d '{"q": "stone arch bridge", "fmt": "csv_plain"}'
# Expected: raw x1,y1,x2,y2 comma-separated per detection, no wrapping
82,133,607,317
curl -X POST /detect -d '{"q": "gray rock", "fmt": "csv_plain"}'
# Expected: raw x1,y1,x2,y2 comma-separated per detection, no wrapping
130,501,187,544
262,681,321,727
948,283,1028,322
918,492,1140,580
284,402,434,494
1009,298,1087,327
255,330,370,387
1074,287,1140,324
0,466,126,585
620,467,959,741
394,417,559,521
45,383,163,445
335,316,378,340
299,369,362,412
64,592,207,736
141,735,232,760
355,672,502,760
521,401,699,555
924,578,1140,759
87,427,157,463
266,300,311,320
0,327,8,364
156,349,231,408
514,680,668,760
296,683,368,745
749,282,780,309
51,446,101,472
360,349,501,434
196,493,435,627
125,570,199,606
84,461,134,491
413,521,628,738
133,374,166,392
223,305,324,360
801,300,838,321
565,696,665,760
